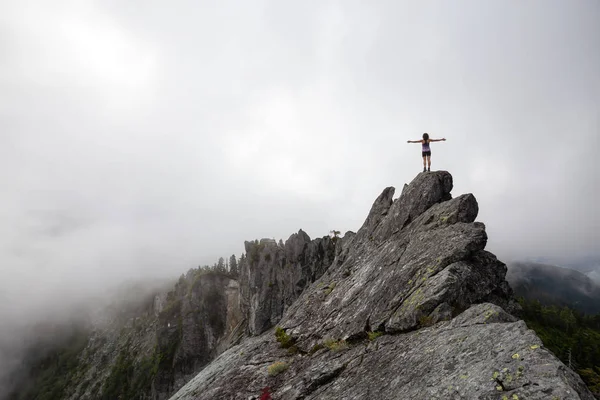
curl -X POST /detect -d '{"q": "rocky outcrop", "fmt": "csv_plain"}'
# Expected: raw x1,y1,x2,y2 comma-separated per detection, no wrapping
170,171,594,400
152,272,242,397
47,271,242,400
171,303,592,400
279,171,516,347
240,231,338,336
8,230,339,400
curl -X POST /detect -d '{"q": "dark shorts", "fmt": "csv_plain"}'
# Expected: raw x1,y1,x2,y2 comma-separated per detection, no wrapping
422,151,431,157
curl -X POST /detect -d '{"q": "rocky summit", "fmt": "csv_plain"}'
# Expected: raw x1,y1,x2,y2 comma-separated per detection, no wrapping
170,171,594,400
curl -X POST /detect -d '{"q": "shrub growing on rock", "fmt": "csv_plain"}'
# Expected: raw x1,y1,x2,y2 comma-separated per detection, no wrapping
267,361,288,376
274,327,295,349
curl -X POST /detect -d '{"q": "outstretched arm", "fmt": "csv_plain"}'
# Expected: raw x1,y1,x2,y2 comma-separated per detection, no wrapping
407,140,422,143
429,138,446,142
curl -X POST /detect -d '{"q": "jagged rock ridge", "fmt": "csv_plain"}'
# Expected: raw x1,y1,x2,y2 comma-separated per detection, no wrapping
7,217,338,400
240,231,337,336
66,272,241,400
170,171,594,400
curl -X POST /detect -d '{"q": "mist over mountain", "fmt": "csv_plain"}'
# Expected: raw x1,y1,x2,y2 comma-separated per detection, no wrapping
0,278,175,398
6,172,596,400
567,258,600,285
1,3,599,380
1,0,599,399
507,262,600,314
519,257,600,285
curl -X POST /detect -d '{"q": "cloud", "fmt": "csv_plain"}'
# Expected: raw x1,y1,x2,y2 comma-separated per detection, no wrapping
0,1,159,114
0,0,599,393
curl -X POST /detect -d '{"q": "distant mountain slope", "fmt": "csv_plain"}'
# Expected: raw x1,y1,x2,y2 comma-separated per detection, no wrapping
507,262,600,314
567,258,600,285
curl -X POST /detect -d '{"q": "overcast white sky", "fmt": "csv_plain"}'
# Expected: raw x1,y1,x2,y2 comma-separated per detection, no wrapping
0,0,599,333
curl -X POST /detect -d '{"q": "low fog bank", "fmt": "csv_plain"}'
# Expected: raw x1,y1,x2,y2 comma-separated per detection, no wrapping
0,277,176,399
588,270,600,284
0,313,92,398
505,255,600,285
562,258,600,285
506,261,600,315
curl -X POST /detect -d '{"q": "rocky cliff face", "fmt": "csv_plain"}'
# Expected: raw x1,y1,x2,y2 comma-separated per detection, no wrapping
151,272,243,398
240,232,337,336
8,272,242,400
170,171,594,400
8,215,337,400
83,272,243,400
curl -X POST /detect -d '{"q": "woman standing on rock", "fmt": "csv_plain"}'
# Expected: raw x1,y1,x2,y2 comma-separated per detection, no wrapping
407,133,446,172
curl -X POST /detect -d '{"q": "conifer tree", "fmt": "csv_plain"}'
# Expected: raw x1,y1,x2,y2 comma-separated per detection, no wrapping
217,257,226,272
229,255,238,276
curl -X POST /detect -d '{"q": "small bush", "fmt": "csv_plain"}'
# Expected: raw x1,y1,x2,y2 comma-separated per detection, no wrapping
324,338,348,352
267,361,288,376
324,283,336,296
368,331,383,341
309,343,325,354
275,327,295,349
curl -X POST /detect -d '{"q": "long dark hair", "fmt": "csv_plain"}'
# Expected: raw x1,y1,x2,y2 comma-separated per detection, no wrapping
422,133,429,143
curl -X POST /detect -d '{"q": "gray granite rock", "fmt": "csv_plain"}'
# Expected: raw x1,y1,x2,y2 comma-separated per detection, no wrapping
171,303,593,400
240,230,338,336
169,171,593,400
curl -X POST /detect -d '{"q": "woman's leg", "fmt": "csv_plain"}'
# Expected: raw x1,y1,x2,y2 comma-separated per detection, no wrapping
427,155,431,171
422,156,427,171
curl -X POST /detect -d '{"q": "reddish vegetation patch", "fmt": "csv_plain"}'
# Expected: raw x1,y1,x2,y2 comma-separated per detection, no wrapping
259,386,272,400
